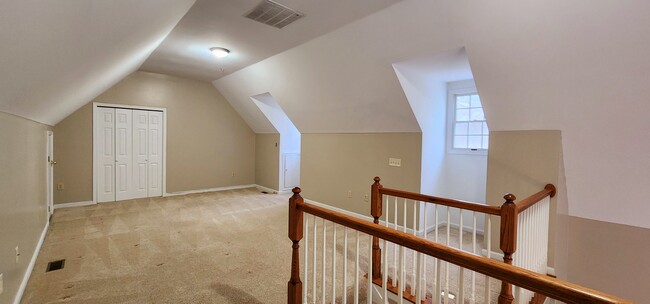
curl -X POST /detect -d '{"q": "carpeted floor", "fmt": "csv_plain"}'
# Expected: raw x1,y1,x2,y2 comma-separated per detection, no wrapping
21,188,500,304
22,188,293,304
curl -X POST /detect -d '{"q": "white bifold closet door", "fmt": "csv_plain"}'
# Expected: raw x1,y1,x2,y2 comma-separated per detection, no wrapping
96,107,163,203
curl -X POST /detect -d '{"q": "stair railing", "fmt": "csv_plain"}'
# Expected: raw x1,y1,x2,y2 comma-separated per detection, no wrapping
288,187,630,304
370,177,556,304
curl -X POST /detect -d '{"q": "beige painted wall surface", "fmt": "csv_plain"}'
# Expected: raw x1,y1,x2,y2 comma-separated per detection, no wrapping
255,133,280,191
485,130,563,267
301,133,421,220
54,71,255,203
567,216,650,303
0,112,49,304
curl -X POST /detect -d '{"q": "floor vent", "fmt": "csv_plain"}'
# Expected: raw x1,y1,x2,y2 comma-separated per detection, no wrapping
261,191,269,194
46,259,65,272
244,0,303,29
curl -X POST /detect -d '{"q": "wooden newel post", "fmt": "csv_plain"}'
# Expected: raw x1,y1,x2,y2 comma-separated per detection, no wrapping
288,187,304,304
498,193,518,304
371,176,383,280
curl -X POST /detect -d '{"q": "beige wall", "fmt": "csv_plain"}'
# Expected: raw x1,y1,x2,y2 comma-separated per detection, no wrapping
301,133,421,220
486,130,563,267
566,216,650,303
255,133,280,191
54,71,255,203
0,112,50,304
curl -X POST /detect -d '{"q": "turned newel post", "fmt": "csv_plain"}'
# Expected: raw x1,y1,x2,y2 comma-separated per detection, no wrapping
371,176,383,280
288,187,304,304
498,193,518,304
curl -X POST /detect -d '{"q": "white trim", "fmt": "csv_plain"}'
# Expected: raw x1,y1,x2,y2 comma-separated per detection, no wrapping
446,79,489,156
254,184,279,194
93,102,168,203
53,200,96,209
13,221,49,304
163,184,256,197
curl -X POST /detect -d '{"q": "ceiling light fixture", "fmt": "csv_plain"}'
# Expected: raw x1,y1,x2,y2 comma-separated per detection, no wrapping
210,47,230,58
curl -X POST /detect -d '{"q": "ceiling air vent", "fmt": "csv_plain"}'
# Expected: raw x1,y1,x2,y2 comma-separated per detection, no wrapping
244,0,304,29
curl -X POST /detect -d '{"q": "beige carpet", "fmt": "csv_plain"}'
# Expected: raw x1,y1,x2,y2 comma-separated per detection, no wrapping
22,188,501,304
22,188,293,304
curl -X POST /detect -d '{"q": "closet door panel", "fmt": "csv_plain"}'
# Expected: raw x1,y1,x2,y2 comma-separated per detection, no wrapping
148,111,163,197
96,107,116,203
115,109,133,201
132,110,149,199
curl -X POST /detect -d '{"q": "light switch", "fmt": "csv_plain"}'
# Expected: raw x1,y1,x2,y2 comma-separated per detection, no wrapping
388,158,401,167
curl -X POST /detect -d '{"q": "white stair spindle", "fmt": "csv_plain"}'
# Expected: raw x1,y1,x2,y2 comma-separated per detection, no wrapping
383,238,388,303
472,212,477,304
485,216,492,304
304,215,309,303
412,200,417,290
435,259,442,304
399,245,405,304
322,220,327,304
422,203,428,301
332,223,337,302
312,216,317,304
368,234,373,304
445,207,450,304
343,227,348,304
355,230,360,304
393,197,398,284
416,252,422,304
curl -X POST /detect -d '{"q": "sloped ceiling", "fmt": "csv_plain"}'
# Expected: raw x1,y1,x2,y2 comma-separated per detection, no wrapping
0,0,195,125
213,0,650,229
140,0,401,82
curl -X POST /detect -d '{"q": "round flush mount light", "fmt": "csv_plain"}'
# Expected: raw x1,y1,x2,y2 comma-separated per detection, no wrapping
210,47,230,58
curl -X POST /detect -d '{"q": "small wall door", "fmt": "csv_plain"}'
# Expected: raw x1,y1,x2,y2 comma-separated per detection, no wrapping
95,106,164,203
283,153,300,189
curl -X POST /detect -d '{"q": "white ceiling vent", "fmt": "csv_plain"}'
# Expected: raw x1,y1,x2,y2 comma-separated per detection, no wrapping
244,0,304,29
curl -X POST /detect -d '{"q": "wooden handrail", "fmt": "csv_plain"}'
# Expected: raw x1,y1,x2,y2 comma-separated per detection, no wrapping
379,187,502,215
515,184,557,213
289,188,631,304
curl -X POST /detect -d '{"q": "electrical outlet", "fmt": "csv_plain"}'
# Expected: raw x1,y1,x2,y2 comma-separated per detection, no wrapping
0,273,4,295
363,194,369,202
347,190,352,198
57,182,64,190
388,158,402,167
15,246,20,264
231,171,236,177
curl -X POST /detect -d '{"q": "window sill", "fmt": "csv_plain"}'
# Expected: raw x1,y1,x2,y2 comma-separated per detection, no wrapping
447,148,488,156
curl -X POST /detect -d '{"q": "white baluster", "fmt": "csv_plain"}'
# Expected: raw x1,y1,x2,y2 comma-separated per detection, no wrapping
355,230,360,304
422,203,428,301
485,216,492,304
445,207,450,303
393,197,398,284
322,219,327,304
459,210,464,302
313,216,317,304
368,234,373,304
343,227,348,304
332,223,337,302
416,252,422,304
399,245,404,304
412,200,417,291
383,238,388,304
472,212,477,304
435,259,442,304
304,215,309,303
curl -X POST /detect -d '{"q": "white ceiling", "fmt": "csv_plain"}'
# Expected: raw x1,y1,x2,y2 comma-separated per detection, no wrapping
140,0,400,82
0,0,195,125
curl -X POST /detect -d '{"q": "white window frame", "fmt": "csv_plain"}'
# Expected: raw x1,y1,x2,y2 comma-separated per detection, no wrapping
446,80,488,155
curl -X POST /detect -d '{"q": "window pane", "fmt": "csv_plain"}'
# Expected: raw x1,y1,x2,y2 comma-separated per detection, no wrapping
470,108,485,121
456,95,470,109
454,136,468,149
468,122,483,135
482,136,489,149
468,136,482,149
455,122,468,135
456,109,469,121
483,122,489,134
470,94,482,108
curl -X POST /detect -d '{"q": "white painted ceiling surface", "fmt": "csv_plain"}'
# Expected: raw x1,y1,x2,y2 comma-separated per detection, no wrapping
214,0,650,229
140,0,400,82
0,0,195,125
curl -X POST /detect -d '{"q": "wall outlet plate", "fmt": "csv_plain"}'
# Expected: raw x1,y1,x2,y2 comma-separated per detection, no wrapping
15,246,20,264
388,158,401,167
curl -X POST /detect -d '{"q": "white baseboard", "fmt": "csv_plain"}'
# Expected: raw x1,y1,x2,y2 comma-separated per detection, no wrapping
53,200,95,209
254,184,279,194
164,184,256,197
13,221,49,304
